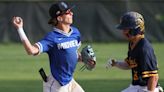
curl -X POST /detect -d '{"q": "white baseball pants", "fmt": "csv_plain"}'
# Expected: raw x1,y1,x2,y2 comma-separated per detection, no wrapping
43,75,85,92
121,84,159,92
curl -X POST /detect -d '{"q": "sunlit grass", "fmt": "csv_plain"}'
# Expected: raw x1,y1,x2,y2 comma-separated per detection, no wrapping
0,43,163,92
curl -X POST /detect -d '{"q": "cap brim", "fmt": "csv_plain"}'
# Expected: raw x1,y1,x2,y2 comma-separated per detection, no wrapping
65,5,75,12
116,24,134,30
116,24,124,30
59,5,75,16
70,5,76,9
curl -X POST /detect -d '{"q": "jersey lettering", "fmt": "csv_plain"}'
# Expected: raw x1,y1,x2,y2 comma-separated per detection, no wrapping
127,57,138,68
57,40,78,49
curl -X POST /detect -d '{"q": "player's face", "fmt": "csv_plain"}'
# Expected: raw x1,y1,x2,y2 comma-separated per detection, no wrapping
122,29,135,41
60,9,73,25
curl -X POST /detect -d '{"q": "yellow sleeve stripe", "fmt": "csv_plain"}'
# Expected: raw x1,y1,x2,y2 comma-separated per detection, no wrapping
142,70,158,75
142,74,158,78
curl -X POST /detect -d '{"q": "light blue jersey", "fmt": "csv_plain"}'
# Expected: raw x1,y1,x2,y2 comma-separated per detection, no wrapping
36,26,81,86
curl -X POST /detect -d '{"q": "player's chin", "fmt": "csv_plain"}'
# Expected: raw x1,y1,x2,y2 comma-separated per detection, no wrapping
65,20,73,25
67,22,73,25
69,20,73,24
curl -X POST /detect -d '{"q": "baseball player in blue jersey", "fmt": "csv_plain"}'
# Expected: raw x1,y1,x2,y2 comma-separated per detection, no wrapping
106,11,163,92
12,1,85,92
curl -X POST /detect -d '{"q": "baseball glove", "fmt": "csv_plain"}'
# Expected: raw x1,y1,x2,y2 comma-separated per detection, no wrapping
80,45,96,71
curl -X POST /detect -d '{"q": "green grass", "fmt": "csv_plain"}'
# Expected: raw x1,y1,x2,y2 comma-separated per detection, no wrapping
0,43,163,92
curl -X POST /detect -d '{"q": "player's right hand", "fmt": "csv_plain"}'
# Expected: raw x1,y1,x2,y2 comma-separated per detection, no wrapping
12,16,23,29
106,59,116,69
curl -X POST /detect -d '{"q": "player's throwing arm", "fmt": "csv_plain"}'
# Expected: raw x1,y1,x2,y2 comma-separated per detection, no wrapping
12,17,39,55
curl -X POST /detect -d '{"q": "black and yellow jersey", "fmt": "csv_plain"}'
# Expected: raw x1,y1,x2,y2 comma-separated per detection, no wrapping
125,38,158,86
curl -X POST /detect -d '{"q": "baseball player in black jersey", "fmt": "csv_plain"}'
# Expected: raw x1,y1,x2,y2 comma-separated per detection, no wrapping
106,11,163,92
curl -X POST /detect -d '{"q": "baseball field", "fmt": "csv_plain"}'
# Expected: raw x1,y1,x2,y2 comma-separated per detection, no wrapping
0,43,163,92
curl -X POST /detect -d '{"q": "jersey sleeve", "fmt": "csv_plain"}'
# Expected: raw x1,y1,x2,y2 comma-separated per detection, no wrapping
140,47,158,78
35,33,54,54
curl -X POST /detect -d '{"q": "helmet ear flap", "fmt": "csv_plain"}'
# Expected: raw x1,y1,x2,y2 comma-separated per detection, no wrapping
129,27,141,36
128,17,145,36
137,18,145,32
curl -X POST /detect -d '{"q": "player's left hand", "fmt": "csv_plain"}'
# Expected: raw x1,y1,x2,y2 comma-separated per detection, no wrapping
80,45,96,71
